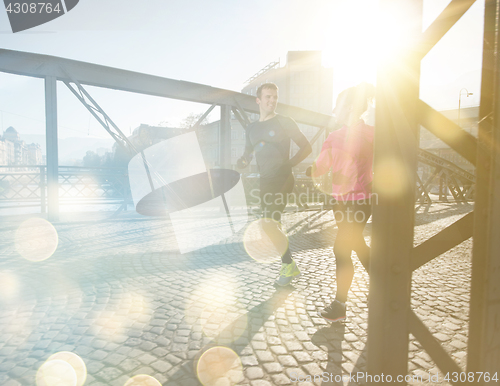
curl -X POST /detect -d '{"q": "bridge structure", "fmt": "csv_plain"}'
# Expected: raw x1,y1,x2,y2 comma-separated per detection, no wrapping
1,0,499,381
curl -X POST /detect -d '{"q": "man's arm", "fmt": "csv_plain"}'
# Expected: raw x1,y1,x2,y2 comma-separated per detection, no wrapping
286,117,312,167
237,127,254,169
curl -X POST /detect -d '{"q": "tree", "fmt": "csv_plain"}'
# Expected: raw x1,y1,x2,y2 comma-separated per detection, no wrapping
179,113,208,130
83,151,101,167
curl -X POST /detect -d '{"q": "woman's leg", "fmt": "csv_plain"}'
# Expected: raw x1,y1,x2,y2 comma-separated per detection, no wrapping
350,203,371,270
332,203,355,303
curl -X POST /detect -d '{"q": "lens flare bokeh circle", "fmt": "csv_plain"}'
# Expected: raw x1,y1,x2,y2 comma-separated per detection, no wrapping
36,359,77,386
124,375,162,386
243,218,288,263
0,271,19,301
15,218,58,262
196,347,243,386
46,352,87,386
374,156,409,198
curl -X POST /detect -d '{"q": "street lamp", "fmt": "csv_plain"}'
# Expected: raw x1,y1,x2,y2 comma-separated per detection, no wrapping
458,88,473,127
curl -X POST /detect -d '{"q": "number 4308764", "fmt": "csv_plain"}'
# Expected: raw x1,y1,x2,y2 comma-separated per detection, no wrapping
6,3,62,14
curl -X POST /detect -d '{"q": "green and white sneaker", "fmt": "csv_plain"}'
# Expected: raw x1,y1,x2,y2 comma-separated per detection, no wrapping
275,260,301,286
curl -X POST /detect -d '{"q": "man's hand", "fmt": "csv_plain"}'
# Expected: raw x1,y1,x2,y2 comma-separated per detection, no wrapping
236,157,248,169
305,162,316,177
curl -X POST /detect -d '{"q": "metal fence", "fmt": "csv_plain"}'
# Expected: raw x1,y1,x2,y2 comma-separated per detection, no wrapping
0,163,470,215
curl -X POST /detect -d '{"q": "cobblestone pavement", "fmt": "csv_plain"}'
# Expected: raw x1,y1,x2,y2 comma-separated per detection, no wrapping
0,203,474,386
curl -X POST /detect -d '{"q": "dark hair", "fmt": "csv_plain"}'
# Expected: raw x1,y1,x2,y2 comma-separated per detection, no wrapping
256,83,278,98
337,82,375,119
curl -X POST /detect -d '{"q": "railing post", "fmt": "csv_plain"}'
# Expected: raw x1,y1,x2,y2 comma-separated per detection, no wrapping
220,105,231,169
40,165,46,213
45,76,59,222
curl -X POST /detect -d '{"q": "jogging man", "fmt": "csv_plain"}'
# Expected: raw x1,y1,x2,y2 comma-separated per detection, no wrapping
238,82,312,286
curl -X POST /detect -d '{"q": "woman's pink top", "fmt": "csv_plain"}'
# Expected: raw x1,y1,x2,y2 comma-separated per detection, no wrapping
313,120,374,201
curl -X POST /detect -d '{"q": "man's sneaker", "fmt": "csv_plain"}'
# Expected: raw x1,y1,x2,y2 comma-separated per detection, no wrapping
275,260,301,286
320,300,346,322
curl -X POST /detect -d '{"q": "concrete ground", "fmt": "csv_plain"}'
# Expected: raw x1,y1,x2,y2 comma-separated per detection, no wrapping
0,203,474,386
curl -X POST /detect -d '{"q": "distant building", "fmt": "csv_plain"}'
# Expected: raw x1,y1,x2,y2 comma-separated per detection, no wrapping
1,127,24,166
243,51,333,115
26,143,43,165
0,126,44,166
0,138,14,166
127,124,184,152
110,123,186,166
3,126,20,142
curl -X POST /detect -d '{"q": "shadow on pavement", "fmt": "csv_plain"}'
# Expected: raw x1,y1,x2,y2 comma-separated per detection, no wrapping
163,285,296,385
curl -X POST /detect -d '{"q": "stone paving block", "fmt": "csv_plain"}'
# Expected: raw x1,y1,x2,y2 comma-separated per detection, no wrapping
4,380,23,386
0,347,16,356
241,355,259,366
151,359,173,372
246,366,265,379
8,366,29,379
270,345,287,355
90,350,108,361
294,331,309,341
284,341,302,351
278,355,298,367
255,350,274,363
263,362,283,374
118,358,141,372
137,353,156,365
171,343,188,352
165,353,183,366
252,341,267,350
139,341,157,351
103,353,127,366
252,379,276,386
292,351,313,363
96,367,124,383
450,340,467,350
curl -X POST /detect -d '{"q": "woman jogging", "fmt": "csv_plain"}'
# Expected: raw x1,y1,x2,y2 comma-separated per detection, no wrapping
308,82,375,322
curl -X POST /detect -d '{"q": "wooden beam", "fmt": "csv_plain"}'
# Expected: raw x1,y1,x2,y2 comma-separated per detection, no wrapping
409,311,463,379
411,212,474,271
418,0,476,59
418,101,477,165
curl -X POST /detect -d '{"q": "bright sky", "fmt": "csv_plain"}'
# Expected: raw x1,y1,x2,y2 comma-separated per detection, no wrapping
0,0,485,141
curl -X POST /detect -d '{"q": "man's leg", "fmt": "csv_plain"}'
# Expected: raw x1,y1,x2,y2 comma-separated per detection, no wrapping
260,192,292,263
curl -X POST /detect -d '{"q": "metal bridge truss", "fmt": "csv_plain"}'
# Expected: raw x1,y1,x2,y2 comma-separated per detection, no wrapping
416,148,475,205
62,77,134,154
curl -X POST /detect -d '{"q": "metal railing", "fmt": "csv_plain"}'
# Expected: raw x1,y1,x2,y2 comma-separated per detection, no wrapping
0,165,130,212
